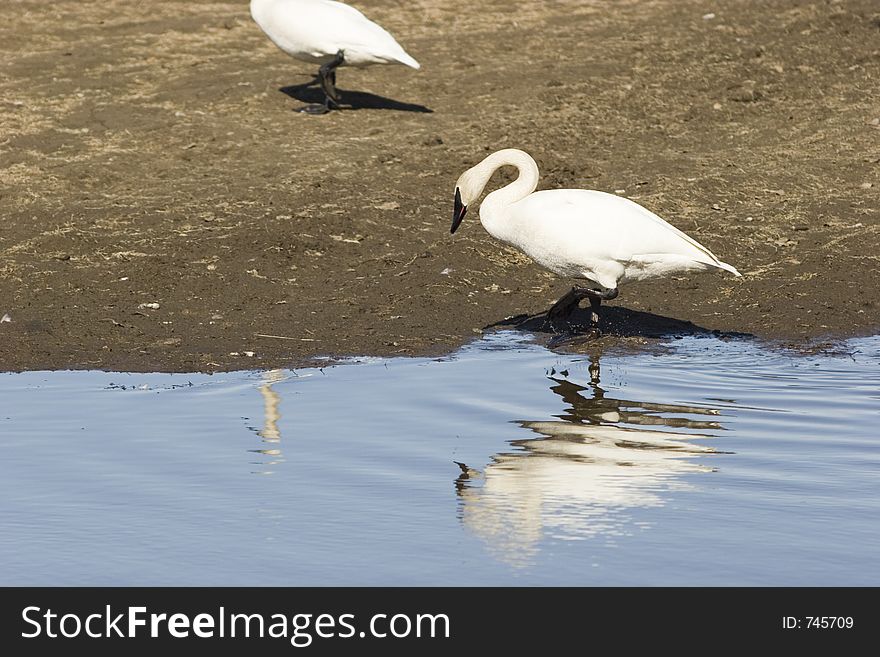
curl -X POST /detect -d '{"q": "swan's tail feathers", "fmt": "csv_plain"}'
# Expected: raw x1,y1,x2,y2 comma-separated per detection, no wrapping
714,260,742,277
394,50,420,69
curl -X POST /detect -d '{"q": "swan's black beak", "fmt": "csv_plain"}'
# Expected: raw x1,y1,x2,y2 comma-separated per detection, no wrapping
451,188,467,234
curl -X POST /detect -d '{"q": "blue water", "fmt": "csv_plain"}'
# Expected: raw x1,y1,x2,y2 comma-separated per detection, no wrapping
1,333,878,585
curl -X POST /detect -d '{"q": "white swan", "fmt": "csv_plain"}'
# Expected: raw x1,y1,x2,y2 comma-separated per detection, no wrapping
250,0,420,114
452,149,741,327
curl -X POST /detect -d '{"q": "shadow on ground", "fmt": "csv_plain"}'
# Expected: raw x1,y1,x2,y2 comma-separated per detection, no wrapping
487,305,754,349
280,80,432,113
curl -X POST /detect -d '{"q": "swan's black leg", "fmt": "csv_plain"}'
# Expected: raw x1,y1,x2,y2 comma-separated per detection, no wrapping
547,285,618,332
587,296,600,325
298,51,345,115
587,286,618,325
318,51,343,104
547,287,584,323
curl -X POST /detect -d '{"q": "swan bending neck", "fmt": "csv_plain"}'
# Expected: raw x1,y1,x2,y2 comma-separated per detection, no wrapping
477,149,539,228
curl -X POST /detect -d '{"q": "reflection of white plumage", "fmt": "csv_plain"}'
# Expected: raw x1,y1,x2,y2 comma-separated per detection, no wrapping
456,376,724,567
250,0,420,113
459,424,715,567
451,149,741,327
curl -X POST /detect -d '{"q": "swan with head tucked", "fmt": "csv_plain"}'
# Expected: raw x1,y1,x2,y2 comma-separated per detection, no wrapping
452,149,741,329
250,0,420,114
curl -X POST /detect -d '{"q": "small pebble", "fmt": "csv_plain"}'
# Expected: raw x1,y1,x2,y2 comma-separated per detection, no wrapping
729,85,761,103
137,302,160,310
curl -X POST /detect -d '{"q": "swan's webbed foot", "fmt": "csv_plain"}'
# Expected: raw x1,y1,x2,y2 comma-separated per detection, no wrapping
298,103,332,115
547,285,618,332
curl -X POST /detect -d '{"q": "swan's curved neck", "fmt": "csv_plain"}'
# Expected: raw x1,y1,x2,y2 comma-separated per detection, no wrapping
474,149,539,234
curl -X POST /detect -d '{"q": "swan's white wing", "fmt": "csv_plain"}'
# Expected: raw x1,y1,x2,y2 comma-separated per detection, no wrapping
317,0,419,67
254,0,419,68
504,189,739,285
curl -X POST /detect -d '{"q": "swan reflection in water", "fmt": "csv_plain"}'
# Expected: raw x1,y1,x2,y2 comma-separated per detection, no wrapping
455,357,726,566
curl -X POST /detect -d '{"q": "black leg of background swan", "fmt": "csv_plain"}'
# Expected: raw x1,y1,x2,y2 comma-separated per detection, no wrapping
318,51,344,105
299,51,344,115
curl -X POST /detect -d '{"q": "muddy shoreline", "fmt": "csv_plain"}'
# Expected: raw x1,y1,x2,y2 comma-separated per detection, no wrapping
1,0,878,372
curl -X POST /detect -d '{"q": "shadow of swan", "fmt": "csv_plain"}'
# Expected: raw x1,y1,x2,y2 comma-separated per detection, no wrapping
487,305,754,343
280,79,432,113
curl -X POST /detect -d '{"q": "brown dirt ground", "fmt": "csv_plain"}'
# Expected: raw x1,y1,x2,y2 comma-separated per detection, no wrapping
1,0,878,372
